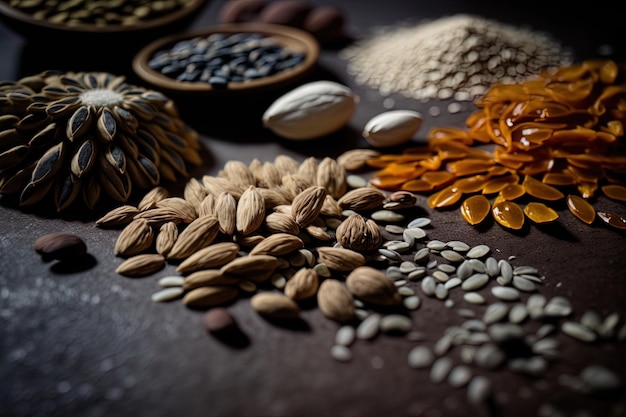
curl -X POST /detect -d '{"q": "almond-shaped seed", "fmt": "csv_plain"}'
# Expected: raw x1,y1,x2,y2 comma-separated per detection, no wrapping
219,255,279,282
561,321,597,342
115,254,165,277
183,286,239,308
316,156,347,199
461,273,489,291
346,266,402,306
176,242,240,273
430,357,453,384
317,279,356,323
156,197,197,223
95,205,139,227
264,212,300,235
215,192,237,235
356,313,381,340
155,221,178,257
167,216,220,259
337,187,386,211
316,246,365,271
407,345,434,369
248,233,304,257
137,186,168,211
250,292,300,319
291,185,327,228
33,232,87,261
114,218,154,256
380,314,412,334
236,186,266,236
183,269,240,290
370,210,404,223
284,268,319,300
491,286,520,301
466,244,490,259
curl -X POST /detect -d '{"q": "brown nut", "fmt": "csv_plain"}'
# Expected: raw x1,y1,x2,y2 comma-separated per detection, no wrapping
33,232,87,262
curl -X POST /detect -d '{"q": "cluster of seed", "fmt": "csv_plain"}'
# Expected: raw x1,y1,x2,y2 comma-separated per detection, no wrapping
6,0,195,27
340,14,572,102
101,153,625,416
148,32,307,87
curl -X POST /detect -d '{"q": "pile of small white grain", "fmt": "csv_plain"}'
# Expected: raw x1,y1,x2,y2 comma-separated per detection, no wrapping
340,14,573,101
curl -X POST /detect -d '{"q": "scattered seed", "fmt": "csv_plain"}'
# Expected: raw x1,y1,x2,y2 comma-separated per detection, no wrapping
158,276,185,287
461,273,489,291
444,277,462,290
407,345,435,368
491,286,521,301
408,268,427,281
151,287,184,302
448,365,472,388
467,259,486,273
433,270,450,283
407,217,431,228
356,313,381,340
466,244,490,258
483,302,509,324
463,292,485,304
543,296,573,317
456,260,473,280
562,321,597,342
421,276,436,296
512,275,538,292
378,248,402,262
430,357,453,384
403,295,421,310
446,240,470,252
467,375,492,405
380,314,413,334
330,345,353,362
371,210,405,222
509,303,529,323
579,365,622,392
437,263,456,274
346,174,368,188
485,257,499,277
335,325,356,346
385,224,405,234
474,343,506,369
414,247,430,263
404,227,427,241
427,240,446,250
441,250,465,263
435,283,448,300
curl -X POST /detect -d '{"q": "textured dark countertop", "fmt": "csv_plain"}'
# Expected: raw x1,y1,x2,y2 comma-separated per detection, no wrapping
1,1,626,417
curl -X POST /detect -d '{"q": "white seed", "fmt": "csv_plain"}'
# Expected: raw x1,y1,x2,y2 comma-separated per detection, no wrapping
433,270,450,283
467,375,492,405
483,302,509,324
462,319,486,332
444,277,462,290
408,217,431,228
385,224,405,234
460,346,476,363
599,312,620,338
491,286,520,301
238,280,257,292
158,276,184,287
532,338,559,358
430,357,453,384
271,273,287,289
562,321,597,342
378,248,402,262
356,313,381,340
543,296,572,317
463,292,485,304
437,263,456,273
474,343,506,369
403,295,421,310
457,308,475,318
335,325,356,346
523,356,548,376
330,345,353,362
407,345,434,368
427,240,446,250
441,250,465,263
514,265,538,275
413,247,430,263
448,365,472,388
387,241,411,252
151,287,184,302
394,279,407,287
288,251,307,267
461,273,489,291
435,283,448,300
489,323,525,343
421,276,436,296
509,303,528,323
398,286,415,296
427,259,438,269
580,309,603,331
512,275,537,292
446,240,470,251
434,333,454,356
498,259,513,282
380,314,412,334
517,273,543,283
408,268,427,280
536,324,556,339
466,244,490,258
313,262,331,277
371,210,404,222
404,227,427,241
468,259,486,273
346,174,367,188
579,365,621,392
527,293,547,310
399,261,418,274
444,299,455,308
467,375,493,405
456,260,473,280
485,257,499,277
466,332,490,345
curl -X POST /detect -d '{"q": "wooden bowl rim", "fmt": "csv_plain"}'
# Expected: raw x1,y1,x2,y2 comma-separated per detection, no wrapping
131,22,320,95
0,0,207,34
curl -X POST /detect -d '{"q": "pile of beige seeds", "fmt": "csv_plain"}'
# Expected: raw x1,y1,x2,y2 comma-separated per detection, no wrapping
98,150,625,415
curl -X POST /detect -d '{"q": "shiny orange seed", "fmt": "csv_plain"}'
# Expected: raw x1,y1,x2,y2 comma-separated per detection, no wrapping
492,200,525,230
596,211,626,230
427,186,462,209
401,179,434,192
453,175,489,193
421,170,455,187
601,184,626,202
522,175,564,201
369,175,407,190
542,172,576,186
499,183,526,201
566,194,596,224
523,202,559,223
482,176,518,195
460,195,491,225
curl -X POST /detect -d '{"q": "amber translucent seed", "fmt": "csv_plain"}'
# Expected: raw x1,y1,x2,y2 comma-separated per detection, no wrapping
422,170,454,187
427,186,462,208
523,176,564,201
454,175,489,193
601,184,626,202
542,172,576,186
499,183,526,201
492,200,525,230
460,195,491,225
401,179,434,192
523,202,559,223
596,211,626,230
482,176,517,195
566,194,595,224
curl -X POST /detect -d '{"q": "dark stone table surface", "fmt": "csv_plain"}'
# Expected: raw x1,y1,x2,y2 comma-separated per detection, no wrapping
1,1,625,417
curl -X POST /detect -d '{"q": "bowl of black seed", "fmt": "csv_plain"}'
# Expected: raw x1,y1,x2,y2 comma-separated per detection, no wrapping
0,0,208,41
131,22,320,96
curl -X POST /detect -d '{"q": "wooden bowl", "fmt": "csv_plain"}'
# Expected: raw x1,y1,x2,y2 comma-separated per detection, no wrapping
131,23,320,96
0,0,208,41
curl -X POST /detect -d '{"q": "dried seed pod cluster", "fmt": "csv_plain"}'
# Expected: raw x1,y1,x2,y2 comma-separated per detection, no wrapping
0,71,201,212
359,60,626,231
